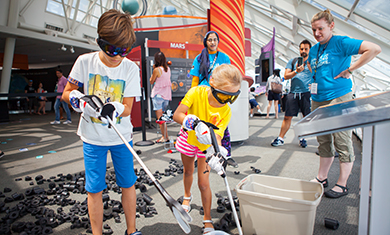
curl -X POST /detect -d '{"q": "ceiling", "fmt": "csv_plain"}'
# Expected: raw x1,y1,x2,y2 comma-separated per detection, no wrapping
1,0,389,93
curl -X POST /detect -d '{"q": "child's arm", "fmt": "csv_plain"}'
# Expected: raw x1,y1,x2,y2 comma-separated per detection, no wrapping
173,103,189,124
62,82,80,104
120,97,134,117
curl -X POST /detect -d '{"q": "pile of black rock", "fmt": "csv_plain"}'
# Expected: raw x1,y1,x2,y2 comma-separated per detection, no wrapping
0,158,185,235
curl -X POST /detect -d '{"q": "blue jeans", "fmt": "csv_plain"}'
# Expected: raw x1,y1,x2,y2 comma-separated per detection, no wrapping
54,98,71,121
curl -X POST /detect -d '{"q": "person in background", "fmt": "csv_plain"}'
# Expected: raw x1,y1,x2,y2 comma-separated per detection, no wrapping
24,80,36,115
62,9,142,235
189,30,238,168
51,69,72,124
265,69,282,119
149,51,172,143
36,82,47,115
271,40,312,147
174,64,242,234
249,87,262,117
308,9,381,198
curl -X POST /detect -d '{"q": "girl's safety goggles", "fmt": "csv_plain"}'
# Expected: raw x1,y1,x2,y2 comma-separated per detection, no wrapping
97,37,131,57
211,86,241,104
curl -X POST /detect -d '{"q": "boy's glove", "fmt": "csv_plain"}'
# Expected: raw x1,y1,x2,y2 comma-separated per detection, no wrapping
69,90,84,112
194,122,212,145
182,114,199,130
99,101,125,124
69,90,102,118
205,145,228,176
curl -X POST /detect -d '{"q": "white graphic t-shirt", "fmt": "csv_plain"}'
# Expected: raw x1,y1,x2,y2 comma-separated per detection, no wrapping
68,52,141,146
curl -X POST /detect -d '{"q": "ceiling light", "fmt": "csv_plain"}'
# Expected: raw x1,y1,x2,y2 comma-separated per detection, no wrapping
70,46,75,54
61,45,67,51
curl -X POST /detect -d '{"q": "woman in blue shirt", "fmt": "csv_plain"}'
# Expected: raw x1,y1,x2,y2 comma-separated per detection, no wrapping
308,9,381,198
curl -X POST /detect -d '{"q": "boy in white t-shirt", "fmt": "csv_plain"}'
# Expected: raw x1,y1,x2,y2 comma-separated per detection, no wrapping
62,9,141,235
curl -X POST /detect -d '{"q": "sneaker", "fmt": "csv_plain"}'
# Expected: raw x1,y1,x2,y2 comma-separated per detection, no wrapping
257,109,262,113
250,114,253,118
63,120,72,124
226,157,238,168
50,121,61,125
299,139,307,148
0,151,4,159
271,137,284,147
125,230,142,235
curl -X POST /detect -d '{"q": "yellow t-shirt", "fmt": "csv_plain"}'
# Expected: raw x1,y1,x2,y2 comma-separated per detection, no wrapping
181,86,231,151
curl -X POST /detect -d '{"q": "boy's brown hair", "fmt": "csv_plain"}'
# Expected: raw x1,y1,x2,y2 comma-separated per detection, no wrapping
212,64,242,88
97,9,136,47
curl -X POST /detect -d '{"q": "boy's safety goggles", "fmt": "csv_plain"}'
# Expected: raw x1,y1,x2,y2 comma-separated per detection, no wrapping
97,37,131,57
211,86,241,104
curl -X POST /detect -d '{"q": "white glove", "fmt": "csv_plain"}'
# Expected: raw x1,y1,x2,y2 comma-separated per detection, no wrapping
205,145,228,159
99,101,125,124
195,122,212,145
206,146,228,176
69,90,84,112
182,114,199,130
69,90,101,118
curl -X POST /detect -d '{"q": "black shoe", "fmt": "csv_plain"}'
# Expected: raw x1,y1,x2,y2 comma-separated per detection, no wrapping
0,151,4,159
324,184,348,198
315,177,328,188
226,158,238,168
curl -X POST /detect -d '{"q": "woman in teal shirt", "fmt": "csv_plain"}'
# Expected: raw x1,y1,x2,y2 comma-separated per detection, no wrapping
308,9,381,198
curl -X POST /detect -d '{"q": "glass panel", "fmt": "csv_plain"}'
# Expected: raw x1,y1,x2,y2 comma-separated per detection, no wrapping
79,0,90,12
46,0,65,16
90,17,99,28
76,11,86,22
69,8,75,19
93,5,101,17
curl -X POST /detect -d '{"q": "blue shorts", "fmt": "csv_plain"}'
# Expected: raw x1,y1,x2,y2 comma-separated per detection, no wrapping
152,95,169,111
83,141,137,193
249,99,259,109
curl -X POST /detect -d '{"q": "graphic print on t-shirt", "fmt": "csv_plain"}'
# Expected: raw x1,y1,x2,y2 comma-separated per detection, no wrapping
88,73,125,124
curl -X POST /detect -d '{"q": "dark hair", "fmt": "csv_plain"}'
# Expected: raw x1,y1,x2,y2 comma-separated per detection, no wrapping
300,39,312,49
273,69,281,77
56,69,63,73
154,52,168,72
250,87,255,92
98,9,136,47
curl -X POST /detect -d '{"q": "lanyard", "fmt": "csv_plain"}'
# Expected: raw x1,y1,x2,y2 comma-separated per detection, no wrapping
313,41,329,82
208,52,219,74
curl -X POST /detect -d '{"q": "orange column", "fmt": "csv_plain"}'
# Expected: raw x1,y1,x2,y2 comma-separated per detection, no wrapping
209,0,245,75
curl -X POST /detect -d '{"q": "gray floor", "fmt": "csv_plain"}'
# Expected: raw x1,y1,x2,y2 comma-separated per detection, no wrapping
0,111,361,235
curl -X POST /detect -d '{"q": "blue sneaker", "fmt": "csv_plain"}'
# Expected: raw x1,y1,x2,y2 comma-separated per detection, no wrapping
299,139,307,148
271,137,284,147
125,230,142,235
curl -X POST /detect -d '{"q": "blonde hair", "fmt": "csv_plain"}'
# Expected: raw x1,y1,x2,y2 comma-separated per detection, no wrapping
98,9,136,47
212,64,242,88
311,9,334,25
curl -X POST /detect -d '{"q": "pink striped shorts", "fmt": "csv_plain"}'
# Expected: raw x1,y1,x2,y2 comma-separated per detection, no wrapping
175,128,206,158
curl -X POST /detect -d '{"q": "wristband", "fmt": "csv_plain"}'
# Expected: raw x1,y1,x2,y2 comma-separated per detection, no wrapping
347,67,353,74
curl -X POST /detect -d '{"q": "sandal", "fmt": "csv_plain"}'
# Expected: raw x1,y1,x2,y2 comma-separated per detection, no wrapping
155,137,167,143
324,184,348,198
181,194,192,213
202,220,215,234
315,177,328,188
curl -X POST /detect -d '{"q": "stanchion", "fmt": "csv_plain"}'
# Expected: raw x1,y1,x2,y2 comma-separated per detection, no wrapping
135,87,154,146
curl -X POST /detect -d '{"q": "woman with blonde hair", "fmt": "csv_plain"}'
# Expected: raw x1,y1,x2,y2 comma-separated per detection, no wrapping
308,9,381,198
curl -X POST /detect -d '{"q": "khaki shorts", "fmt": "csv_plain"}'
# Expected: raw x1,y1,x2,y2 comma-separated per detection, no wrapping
311,92,355,162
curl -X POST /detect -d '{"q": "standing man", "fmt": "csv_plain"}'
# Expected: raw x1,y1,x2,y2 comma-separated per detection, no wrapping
24,80,36,114
271,40,312,147
50,69,72,124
